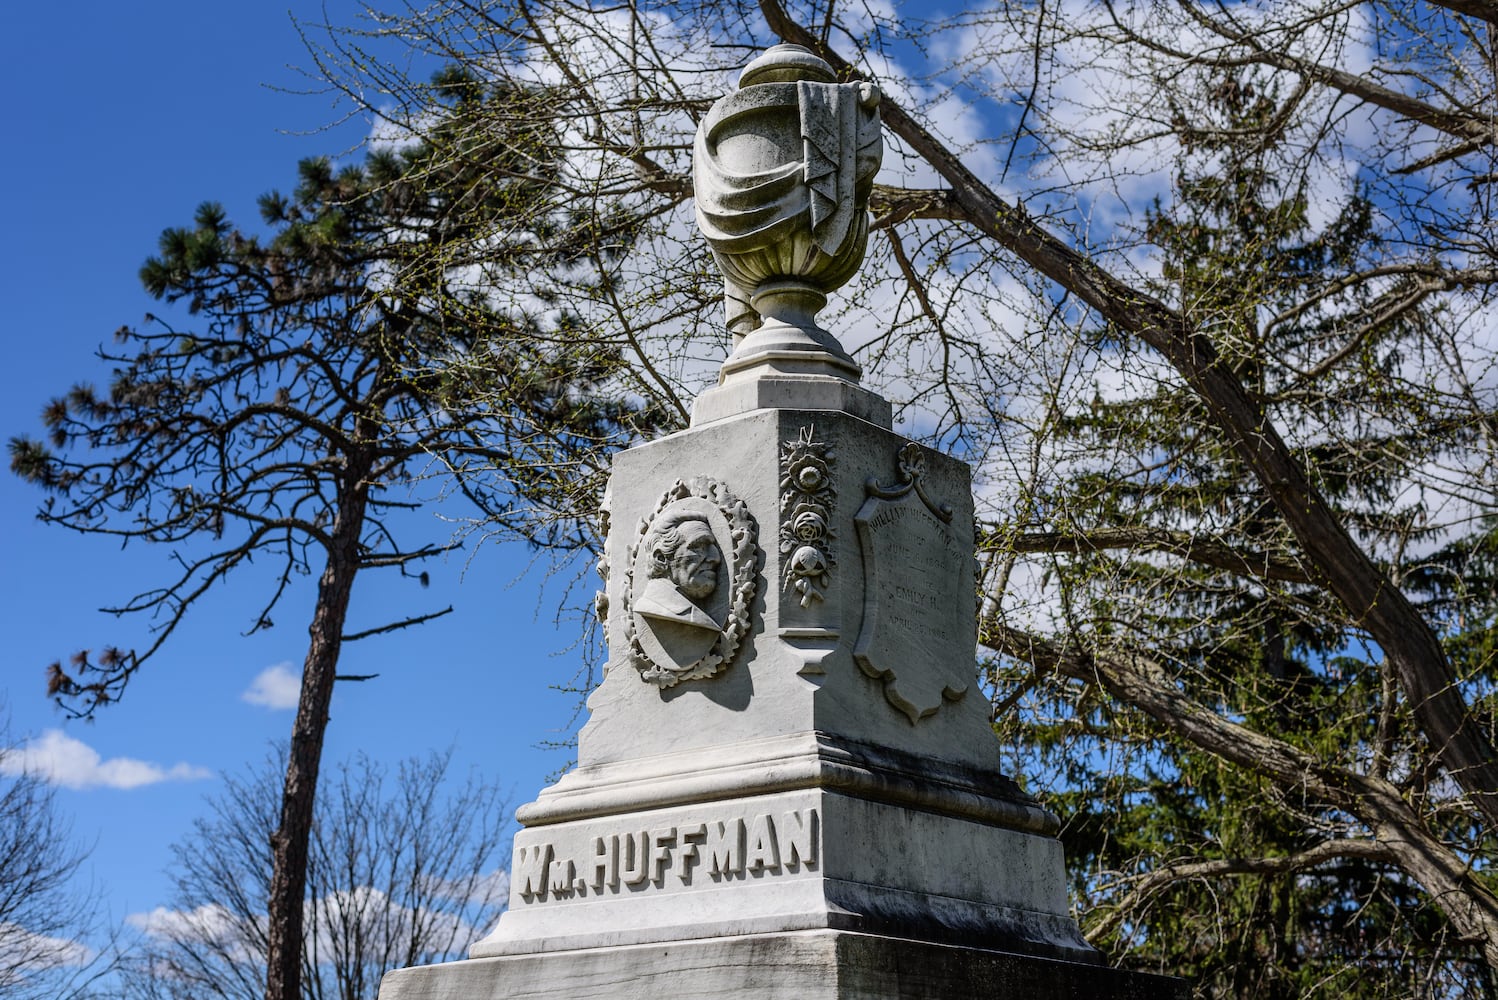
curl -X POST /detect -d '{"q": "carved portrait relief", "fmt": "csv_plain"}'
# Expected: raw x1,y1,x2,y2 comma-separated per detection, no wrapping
624,477,758,688
636,511,724,632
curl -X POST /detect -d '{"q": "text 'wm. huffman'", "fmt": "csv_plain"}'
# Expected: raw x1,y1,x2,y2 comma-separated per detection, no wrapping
517,808,820,901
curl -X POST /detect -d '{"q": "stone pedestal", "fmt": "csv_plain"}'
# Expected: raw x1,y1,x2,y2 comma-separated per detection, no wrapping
470,406,1092,965
376,41,1183,1000
375,400,1183,998
382,929,1184,999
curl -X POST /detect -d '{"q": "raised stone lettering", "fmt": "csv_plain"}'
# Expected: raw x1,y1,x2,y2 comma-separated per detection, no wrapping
650,828,677,885
779,809,818,869
746,813,780,873
621,831,649,886
516,807,822,905
707,817,745,877
592,834,618,890
548,856,577,897
517,843,553,901
676,823,707,883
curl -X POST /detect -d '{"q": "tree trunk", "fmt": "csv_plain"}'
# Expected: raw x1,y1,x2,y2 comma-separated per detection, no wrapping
265,473,369,1000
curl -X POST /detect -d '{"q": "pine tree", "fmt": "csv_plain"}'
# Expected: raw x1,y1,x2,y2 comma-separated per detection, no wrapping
995,68,1494,994
10,70,663,1000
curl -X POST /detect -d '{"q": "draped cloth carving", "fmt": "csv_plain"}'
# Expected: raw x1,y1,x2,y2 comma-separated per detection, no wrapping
693,45,882,339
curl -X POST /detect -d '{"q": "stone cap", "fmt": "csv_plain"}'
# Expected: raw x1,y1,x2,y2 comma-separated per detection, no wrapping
692,373,892,428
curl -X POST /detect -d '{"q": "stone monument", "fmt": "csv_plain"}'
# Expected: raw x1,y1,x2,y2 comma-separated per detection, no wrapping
378,44,1183,1000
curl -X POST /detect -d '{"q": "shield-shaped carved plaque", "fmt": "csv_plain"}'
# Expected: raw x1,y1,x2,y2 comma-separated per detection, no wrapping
853,445,969,723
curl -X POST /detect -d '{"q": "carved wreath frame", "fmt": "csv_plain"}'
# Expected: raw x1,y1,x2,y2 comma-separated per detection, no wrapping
623,476,759,688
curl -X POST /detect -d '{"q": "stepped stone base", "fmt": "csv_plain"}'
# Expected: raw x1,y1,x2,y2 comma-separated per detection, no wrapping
470,733,1092,964
379,929,1186,999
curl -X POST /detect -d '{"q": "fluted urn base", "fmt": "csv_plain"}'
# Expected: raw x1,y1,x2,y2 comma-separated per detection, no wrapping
721,281,859,380
696,280,881,427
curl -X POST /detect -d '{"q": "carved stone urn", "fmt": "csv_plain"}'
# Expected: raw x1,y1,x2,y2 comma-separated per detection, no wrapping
693,44,882,383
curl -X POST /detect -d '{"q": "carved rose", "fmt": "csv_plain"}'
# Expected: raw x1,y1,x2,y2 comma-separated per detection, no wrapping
780,428,836,608
792,506,827,542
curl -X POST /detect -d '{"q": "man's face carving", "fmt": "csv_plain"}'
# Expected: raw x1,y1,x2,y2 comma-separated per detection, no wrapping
668,520,721,601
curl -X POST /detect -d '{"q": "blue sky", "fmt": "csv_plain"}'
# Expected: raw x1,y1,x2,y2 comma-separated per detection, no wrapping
2,0,581,942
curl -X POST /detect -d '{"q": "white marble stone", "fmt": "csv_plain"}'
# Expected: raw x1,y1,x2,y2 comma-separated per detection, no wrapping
465,404,1093,966
576,409,999,772
474,785,1087,961
693,44,881,384
383,930,1186,1000
691,371,892,429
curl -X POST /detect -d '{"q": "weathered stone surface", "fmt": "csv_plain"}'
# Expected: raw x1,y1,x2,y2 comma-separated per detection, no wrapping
465,406,1098,967
476,781,1086,962
693,43,881,359
577,408,994,771
853,442,973,723
691,371,892,429
385,930,1189,1000
621,477,759,688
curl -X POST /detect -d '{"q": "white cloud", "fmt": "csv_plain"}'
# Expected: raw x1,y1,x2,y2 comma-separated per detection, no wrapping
425,868,511,907
307,886,477,955
129,903,241,941
0,921,95,970
129,903,259,963
0,730,210,791
241,663,301,710
132,883,497,965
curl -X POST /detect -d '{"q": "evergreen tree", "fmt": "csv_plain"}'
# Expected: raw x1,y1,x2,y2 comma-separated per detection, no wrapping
997,67,1494,994
10,71,661,1000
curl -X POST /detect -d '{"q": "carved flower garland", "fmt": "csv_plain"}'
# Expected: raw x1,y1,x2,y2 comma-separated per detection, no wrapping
780,427,835,608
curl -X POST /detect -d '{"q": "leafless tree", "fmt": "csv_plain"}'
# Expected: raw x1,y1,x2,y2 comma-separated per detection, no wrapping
0,719,116,1000
9,83,657,997
121,749,509,1000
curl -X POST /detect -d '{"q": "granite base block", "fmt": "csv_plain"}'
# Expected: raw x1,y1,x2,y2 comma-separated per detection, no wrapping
379,929,1186,1000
